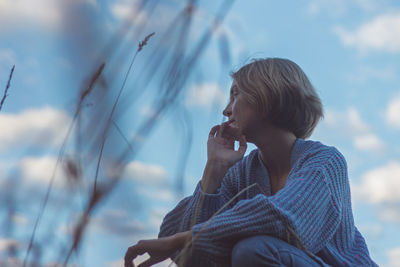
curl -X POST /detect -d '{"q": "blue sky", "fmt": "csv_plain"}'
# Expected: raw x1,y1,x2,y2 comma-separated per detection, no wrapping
1,0,400,266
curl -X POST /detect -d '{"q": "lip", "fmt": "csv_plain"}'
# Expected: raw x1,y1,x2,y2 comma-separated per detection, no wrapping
228,119,237,127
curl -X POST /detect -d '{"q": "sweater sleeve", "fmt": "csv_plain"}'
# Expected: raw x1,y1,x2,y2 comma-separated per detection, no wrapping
158,163,240,238
191,148,347,264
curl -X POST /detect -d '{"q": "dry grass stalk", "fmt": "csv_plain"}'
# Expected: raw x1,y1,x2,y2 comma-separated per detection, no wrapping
9,0,236,265
22,63,106,267
0,65,15,111
93,32,155,193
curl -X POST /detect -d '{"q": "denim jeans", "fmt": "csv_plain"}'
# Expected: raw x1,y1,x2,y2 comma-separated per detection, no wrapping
231,235,330,267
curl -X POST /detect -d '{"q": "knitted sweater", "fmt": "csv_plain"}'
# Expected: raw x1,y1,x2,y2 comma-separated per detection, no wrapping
159,138,377,266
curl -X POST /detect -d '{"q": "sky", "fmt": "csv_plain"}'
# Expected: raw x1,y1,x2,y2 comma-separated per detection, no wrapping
1,0,400,266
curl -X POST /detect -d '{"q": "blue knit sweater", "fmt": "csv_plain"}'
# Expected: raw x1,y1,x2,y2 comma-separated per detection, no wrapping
159,138,377,266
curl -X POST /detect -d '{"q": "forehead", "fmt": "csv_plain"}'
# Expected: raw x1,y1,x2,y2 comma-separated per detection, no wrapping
230,81,239,93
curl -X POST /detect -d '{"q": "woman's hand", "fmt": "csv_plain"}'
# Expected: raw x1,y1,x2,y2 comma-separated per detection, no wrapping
124,231,191,267
207,120,247,167
201,121,247,193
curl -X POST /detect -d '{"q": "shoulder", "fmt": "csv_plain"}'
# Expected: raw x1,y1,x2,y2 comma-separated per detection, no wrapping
292,139,347,172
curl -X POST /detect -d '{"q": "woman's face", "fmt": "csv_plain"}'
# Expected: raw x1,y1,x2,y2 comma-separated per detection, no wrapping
223,81,260,139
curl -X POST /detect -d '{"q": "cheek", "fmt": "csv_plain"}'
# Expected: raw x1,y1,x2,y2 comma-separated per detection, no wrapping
231,101,238,114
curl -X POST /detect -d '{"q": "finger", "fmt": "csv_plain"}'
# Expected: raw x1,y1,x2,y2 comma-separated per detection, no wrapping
217,122,226,138
237,135,247,155
209,125,220,139
124,246,145,267
137,256,164,267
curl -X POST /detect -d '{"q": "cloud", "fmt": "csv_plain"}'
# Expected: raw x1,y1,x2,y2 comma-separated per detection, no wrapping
124,161,168,185
352,161,400,222
322,107,385,152
185,83,228,109
109,0,176,34
110,0,148,25
334,12,400,53
91,209,147,237
345,65,396,84
19,155,69,188
306,0,348,16
353,133,385,152
0,0,97,32
0,238,20,252
387,247,400,267
0,107,71,152
353,161,400,204
346,107,370,134
138,186,175,202
386,94,400,129
0,0,61,31
11,213,29,226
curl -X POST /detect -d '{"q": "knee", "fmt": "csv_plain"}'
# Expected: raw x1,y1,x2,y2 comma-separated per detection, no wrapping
231,236,263,267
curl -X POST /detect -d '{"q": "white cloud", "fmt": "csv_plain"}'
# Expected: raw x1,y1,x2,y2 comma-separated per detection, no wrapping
185,83,227,109
109,0,175,34
124,161,168,185
386,94,400,128
352,161,400,204
0,238,20,252
0,0,97,32
19,155,68,188
322,107,384,152
11,213,29,226
138,186,175,202
346,107,370,134
353,133,385,152
352,161,400,222
111,0,148,25
346,65,396,84
353,0,389,12
306,0,348,16
388,247,400,267
0,0,62,31
91,209,147,237
0,107,71,152
334,12,400,53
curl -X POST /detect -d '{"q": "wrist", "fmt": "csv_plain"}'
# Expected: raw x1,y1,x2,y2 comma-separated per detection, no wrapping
201,161,229,194
173,231,192,249
206,159,231,171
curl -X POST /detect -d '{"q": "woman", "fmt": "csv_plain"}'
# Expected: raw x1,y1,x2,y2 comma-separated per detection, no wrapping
125,58,377,266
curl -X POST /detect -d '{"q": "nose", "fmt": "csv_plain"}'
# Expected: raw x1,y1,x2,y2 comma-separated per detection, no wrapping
223,102,232,117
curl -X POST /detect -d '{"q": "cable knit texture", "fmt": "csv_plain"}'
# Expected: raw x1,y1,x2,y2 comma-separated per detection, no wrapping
158,138,377,266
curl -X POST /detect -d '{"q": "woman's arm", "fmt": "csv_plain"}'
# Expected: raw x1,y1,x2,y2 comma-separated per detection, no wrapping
158,122,247,237
190,147,347,264
125,122,247,266
124,231,192,267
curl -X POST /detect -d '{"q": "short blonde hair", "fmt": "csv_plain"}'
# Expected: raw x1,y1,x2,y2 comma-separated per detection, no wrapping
231,58,323,139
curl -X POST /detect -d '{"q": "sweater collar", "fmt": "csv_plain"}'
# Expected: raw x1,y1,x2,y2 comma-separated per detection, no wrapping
256,137,304,171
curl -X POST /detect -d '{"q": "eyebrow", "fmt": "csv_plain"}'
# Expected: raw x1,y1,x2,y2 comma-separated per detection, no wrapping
230,85,238,95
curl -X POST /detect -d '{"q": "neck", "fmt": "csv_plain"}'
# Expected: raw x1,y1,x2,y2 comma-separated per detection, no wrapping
251,126,297,178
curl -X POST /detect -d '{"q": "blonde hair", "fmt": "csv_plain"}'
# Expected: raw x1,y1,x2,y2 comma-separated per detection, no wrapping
231,58,323,139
